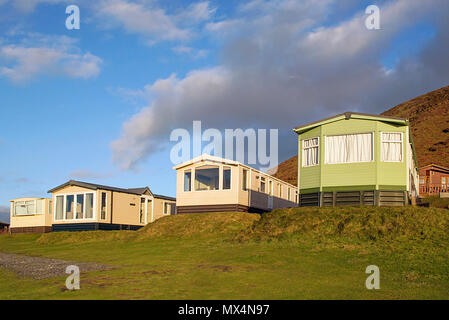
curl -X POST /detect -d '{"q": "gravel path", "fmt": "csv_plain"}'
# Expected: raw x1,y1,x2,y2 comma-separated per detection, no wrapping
0,252,114,280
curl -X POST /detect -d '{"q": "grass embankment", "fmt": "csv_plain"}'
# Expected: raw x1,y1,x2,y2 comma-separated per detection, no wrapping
1,207,449,299
421,195,449,209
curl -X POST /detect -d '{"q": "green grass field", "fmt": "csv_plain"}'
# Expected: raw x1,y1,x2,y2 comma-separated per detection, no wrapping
1,207,449,300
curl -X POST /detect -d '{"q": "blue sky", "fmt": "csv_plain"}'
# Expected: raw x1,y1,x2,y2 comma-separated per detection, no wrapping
1,0,448,223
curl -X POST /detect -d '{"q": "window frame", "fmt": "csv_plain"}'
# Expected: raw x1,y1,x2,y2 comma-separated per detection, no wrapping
242,169,249,191
13,199,44,217
100,192,107,220
139,197,146,224
381,131,403,163
223,166,232,190
302,137,320,167
163,202,175,215
259,177,266,193
194,165,220,192
324,132,374,165
53,192,96,222
183,169,192,192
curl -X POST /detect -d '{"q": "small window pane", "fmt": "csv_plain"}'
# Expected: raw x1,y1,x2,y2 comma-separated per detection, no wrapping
14,201,27,216
242,169,248,191
260,178,266,193
66,195,74,219
184,171,192,192
85,194,93,218
56,196,64,220
36,200,44,215
223,168,231,190
101,193,107,220
303,137,320,167
140,198,145,223
381,132,403,162
76,194,84,219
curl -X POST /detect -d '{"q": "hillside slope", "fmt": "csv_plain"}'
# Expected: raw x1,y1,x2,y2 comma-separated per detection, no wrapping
381,85,449,168
273,85,449,185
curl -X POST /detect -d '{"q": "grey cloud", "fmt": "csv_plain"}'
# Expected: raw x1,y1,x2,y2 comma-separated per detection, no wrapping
112,0,449,169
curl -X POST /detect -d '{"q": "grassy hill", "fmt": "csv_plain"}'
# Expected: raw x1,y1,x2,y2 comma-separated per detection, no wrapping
382,85,449,168
273,85,449,185
1,208,449,299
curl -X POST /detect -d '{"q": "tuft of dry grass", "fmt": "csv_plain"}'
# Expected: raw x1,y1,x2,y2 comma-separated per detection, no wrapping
421,195,449,209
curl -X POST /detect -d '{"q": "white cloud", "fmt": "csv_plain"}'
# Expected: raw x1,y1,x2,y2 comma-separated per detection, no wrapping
96,0,191,42
0,34,102,83
172,45,209,59
175,1,216,23
111,0,449,169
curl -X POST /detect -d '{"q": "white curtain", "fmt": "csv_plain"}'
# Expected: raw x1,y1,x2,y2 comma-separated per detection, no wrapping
325,133,373,164
381,132,402,162
303,138,319,166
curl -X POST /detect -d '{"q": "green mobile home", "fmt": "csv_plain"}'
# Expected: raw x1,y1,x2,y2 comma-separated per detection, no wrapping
294,112,419,207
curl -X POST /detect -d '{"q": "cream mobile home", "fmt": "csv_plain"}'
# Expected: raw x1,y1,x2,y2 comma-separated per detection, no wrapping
9,197,53,233
174,154,298,214
48,180,176,232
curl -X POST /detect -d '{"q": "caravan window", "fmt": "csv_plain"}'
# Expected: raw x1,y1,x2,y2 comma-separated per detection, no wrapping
66,195,74,219
260,177,266,193
242,169,248,191
223,167,231,190
195,166,219,191
325,133,373,164
184,170,192,192
303,138,319,167
381,132,403,162
55,196,64,220
13,200,43,216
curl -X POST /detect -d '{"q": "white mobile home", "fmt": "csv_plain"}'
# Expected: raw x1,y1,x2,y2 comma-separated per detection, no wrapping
173,154,298,214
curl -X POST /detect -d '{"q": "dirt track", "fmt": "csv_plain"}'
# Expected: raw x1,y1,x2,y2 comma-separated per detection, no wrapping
0,252,113,279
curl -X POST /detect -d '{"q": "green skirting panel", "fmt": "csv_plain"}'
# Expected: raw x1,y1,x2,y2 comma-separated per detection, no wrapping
299,190,408,207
